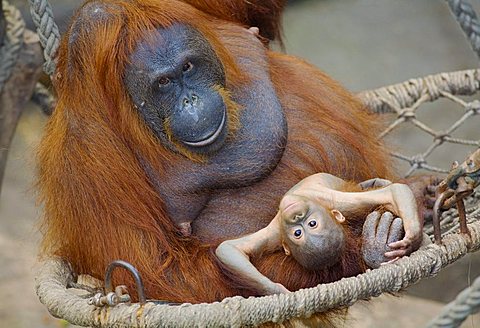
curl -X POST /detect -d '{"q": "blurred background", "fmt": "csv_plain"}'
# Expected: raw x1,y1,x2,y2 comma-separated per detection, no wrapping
1,0,479,327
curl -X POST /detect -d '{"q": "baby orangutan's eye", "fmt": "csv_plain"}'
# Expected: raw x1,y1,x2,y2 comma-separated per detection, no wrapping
308,220,317,228
293,229,302,238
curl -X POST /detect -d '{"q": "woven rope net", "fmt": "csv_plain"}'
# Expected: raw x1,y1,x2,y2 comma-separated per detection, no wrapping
35,69,480,328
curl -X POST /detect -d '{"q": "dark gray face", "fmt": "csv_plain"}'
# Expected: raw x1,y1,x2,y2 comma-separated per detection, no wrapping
125,24,228,154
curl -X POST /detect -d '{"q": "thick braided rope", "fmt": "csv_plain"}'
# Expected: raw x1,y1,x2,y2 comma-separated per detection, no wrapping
0,0,25,92
28,0,59,75
35,220,480,328
426,275,480,328
446,0,480,59
358,69,480,115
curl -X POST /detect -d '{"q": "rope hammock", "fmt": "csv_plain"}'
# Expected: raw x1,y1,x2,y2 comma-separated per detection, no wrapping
0,0,478,326
34,69,480,327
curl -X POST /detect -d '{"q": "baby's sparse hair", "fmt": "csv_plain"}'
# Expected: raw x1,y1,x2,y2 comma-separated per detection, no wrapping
282,208,346,271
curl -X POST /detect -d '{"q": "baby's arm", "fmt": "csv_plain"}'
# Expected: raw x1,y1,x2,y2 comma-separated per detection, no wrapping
298,173,423,256
215,216,289,295
297,173,394,213
346,183,422,256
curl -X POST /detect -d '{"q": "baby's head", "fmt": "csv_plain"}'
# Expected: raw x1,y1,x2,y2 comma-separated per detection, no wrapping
278,193,346,271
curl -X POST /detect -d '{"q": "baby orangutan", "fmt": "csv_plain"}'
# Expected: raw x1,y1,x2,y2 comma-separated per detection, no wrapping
216,173,424,295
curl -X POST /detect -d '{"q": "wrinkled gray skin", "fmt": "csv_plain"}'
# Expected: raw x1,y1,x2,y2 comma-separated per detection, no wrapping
358,178,405,268
125,24,229,154
362,211,405,269
124,23,288,234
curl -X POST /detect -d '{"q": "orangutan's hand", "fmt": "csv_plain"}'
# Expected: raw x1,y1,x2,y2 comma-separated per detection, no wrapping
362,211,405,269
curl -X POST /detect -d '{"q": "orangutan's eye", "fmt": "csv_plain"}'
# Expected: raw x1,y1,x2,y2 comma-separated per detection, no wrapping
293,229,302,238
308,220,317,228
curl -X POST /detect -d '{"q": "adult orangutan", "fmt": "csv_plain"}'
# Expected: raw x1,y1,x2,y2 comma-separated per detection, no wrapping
37,0,429,308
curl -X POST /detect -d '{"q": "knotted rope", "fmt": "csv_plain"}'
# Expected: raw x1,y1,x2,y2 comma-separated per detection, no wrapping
358,69,480,177
0,0,24,93
35,218,480,327
446,0,480,59
28,0,59,76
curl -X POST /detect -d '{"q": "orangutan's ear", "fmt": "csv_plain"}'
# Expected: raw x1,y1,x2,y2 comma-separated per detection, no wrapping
331,209,345,223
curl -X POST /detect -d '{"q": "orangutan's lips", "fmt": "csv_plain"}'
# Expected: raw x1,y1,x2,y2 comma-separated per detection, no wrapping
182,110,226,147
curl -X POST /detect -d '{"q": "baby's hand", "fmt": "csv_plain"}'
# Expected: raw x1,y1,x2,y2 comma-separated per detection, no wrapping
386,230,421,259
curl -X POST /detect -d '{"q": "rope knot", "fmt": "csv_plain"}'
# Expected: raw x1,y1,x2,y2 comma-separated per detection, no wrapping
434,131,450,144
466,99,480,114
410,155,426,169
398,108,416,120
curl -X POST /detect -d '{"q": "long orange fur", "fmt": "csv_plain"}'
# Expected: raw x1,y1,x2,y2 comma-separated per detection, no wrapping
182,0,286,42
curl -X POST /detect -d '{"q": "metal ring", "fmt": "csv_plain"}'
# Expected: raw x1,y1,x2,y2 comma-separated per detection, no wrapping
432,190,454,244
104,260,146,304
